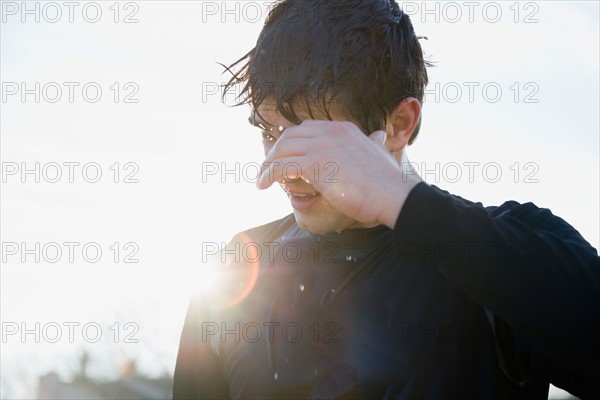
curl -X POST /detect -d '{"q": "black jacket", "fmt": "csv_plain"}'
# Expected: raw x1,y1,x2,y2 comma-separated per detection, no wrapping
173,183,599,399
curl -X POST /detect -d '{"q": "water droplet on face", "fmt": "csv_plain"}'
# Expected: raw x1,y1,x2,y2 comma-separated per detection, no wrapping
278,125,284,132
331,288,336,293
274,372,278,380
346,255,352,261
298,284,305,291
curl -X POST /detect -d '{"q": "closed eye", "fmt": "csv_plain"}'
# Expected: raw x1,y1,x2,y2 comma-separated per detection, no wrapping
249,116,276,142
248,115,303,144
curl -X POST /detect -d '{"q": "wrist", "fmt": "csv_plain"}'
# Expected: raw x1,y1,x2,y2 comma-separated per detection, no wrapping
379,177,422,229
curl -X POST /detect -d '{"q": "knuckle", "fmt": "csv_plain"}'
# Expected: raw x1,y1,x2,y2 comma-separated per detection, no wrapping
329,122,349,138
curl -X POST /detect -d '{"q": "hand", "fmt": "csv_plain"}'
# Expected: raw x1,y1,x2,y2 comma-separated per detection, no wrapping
256,120,421,229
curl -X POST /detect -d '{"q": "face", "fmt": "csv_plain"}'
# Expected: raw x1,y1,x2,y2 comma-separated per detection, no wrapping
250,102,375,234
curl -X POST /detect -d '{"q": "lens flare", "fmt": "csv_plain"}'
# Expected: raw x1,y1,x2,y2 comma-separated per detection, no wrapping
201,232,260,309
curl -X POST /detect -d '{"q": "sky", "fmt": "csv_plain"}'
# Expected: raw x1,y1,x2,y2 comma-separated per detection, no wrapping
1,1,598,399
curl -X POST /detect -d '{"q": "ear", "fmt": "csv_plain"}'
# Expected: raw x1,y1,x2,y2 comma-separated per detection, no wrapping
385,97,421,152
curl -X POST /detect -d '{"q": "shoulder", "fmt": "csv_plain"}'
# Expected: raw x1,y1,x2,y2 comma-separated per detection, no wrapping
489,201,596,249
429,184,595,250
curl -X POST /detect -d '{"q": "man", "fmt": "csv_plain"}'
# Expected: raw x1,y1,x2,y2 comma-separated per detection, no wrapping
173,0,599,398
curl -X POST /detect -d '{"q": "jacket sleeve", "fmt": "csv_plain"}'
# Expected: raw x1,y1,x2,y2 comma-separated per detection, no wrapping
392,182,600,396
172,293,229,399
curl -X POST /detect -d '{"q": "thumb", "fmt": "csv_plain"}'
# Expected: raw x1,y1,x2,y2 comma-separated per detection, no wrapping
369,130,387,145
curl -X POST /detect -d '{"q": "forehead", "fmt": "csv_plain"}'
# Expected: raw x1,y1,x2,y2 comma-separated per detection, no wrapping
248,104,279,128
251,101,345,125
254,102,278,119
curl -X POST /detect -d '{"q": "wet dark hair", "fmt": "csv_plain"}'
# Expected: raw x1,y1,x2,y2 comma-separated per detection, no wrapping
223,0,431,145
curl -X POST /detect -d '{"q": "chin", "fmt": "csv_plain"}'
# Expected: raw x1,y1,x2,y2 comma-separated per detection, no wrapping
293,210,357,235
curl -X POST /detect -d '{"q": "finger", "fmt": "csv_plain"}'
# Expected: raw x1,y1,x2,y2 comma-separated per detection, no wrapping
257,156,311,189
258,137,312,178
265,137,312,162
